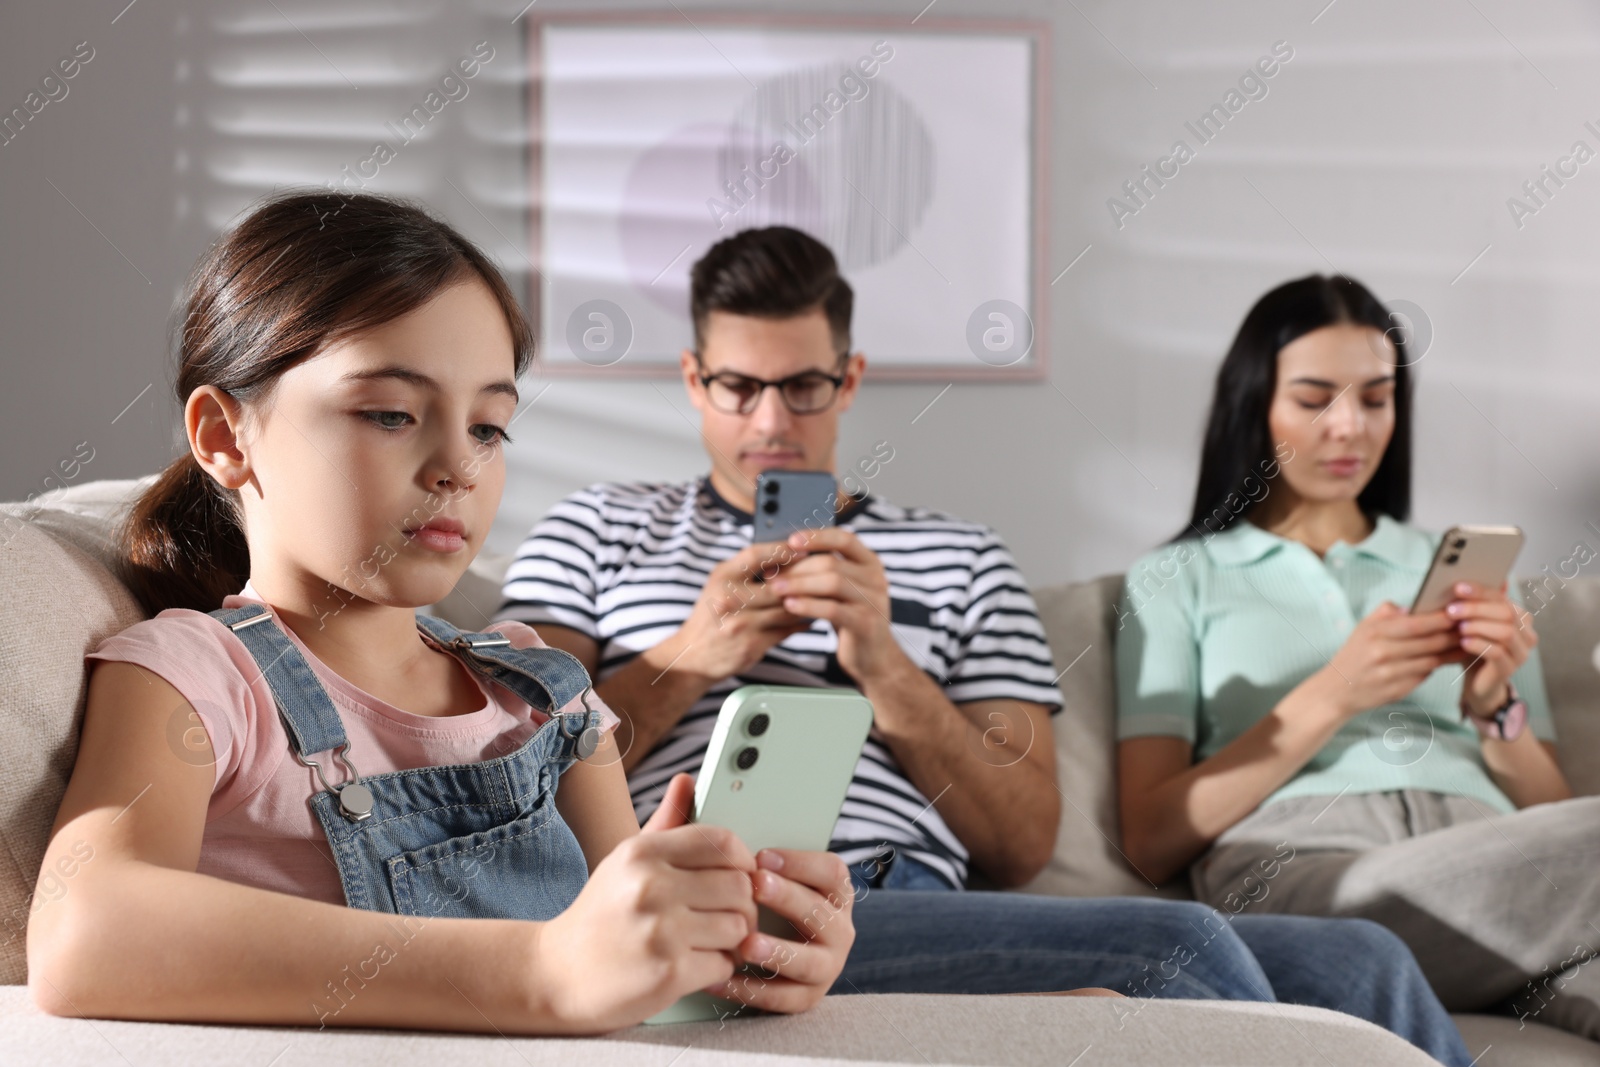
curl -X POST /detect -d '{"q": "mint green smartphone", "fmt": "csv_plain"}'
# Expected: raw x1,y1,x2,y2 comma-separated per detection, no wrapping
642,684,873,1025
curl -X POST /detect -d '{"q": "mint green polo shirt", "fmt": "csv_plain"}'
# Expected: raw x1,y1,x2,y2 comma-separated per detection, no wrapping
1114,513,1556,814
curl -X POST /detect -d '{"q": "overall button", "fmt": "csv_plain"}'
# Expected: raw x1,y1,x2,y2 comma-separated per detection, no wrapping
575,725,599,760
338,782,375,820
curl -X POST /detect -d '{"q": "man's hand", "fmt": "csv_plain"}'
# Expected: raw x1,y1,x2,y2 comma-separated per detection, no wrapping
575,537,833,774
663,540,816,683
710,526,1065,887
766,527,917,687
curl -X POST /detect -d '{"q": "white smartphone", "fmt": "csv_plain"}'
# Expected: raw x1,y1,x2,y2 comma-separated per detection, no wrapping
642,684,873,1025
1410,525,1524,614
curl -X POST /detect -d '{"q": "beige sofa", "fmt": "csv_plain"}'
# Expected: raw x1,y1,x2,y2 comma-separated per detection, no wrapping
2,478,1596,1066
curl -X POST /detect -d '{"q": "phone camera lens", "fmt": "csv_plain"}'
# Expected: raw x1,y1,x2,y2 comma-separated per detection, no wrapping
735,746,760,771
762,499,779,514
764,481,780,495
746,712,770,737
1444,553,1460,565
1452,538,1467,549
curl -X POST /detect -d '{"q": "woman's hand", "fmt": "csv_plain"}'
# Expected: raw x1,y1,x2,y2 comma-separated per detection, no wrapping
534,774,757,1032
701,847,856,1015
1446,581,1538,719
1312,600,1461,719
1440,583,1569,806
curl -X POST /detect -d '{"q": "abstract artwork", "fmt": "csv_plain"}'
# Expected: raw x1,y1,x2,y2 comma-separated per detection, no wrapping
529,16,1046,377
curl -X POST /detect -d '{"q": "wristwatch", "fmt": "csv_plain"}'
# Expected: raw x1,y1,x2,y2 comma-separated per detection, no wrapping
1464,683,1527,742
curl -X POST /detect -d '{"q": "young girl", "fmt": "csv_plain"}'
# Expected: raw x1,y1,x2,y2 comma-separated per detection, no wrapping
1116,274,1600,1039
26,191,855,1033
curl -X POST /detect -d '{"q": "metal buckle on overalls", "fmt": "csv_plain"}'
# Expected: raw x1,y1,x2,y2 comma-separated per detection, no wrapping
230,609,375,821
561,687,603,761
296,743,374,821
227,611,276,632
451,636,600,760
450,633,512,651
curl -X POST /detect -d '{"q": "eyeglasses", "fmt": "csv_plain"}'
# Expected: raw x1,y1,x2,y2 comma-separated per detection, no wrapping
695,355,849,416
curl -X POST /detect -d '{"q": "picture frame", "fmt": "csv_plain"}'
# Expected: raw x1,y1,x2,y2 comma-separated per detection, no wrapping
527,12,1049,379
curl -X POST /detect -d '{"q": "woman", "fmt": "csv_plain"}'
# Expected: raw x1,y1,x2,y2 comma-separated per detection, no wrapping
1116,273,1600,1039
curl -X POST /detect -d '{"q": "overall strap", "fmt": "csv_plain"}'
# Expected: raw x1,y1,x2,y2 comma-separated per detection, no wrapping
413,615,593,713
209,605,350,758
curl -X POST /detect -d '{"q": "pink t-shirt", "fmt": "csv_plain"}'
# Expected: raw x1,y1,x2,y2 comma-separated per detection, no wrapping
87,584,620,907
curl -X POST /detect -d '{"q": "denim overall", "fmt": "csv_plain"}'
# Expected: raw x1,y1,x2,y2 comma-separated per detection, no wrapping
209,604,603,923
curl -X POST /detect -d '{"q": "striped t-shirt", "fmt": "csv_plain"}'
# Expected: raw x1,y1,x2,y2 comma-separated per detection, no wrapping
495,477,1065,889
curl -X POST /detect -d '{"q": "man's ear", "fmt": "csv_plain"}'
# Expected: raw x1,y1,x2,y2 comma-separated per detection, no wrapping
835,352,867,414
680,347,706,414
186,385,251,490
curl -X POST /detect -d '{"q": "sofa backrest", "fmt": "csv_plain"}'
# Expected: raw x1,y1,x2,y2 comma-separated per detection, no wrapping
1016,578,1186,899
4,478,1599,984
0,487,147,985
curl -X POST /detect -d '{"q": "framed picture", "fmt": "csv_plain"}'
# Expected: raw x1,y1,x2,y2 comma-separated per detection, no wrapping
527,12,1048,379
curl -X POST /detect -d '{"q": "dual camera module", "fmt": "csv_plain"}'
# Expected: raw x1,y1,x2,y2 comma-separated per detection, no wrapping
762,477,781,515
1443,536,1467,566
734,711,770,771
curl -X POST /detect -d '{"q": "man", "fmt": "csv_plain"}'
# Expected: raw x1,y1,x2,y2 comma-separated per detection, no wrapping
512,241,1062,895
504,230,1061,893
492,229,1472,1065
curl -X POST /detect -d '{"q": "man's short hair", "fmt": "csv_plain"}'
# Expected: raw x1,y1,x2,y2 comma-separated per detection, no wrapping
689,226,854,357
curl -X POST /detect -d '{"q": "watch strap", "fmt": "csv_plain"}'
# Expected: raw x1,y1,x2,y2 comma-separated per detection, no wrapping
1466,683,1527,742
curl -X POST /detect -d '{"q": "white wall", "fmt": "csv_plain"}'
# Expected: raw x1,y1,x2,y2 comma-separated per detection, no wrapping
4,0,1599,591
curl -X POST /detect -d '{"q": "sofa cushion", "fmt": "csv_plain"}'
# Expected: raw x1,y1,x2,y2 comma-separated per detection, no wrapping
0,518,145,985
0,985,1448,1066
2,477,152,573
1516,577,1600,797
1014,577,1179,900
1453,1012,1600,1066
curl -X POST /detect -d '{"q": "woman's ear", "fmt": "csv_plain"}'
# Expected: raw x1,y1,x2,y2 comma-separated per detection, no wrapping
186,385,251,490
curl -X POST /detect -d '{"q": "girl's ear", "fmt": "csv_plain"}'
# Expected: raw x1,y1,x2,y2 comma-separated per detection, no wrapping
186,385,251,490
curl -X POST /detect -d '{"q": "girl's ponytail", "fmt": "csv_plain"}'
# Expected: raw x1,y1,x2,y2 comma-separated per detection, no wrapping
122,452,250,616
118,188,535,616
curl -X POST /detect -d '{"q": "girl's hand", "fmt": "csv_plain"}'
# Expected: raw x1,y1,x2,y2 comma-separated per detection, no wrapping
1446,581,1538,720
702,847,856,1015
1313,601,1461,719
534,774,757,1032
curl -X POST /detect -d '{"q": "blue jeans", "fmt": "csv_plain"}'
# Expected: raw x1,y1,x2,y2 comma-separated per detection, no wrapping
832,855,1471,1067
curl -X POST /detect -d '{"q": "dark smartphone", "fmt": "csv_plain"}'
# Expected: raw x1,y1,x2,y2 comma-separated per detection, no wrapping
751,470,837,543
1410,525,1524,614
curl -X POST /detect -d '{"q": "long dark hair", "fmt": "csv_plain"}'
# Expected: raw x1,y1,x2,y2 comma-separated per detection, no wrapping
1175,274,1413,542
122,190,534,616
